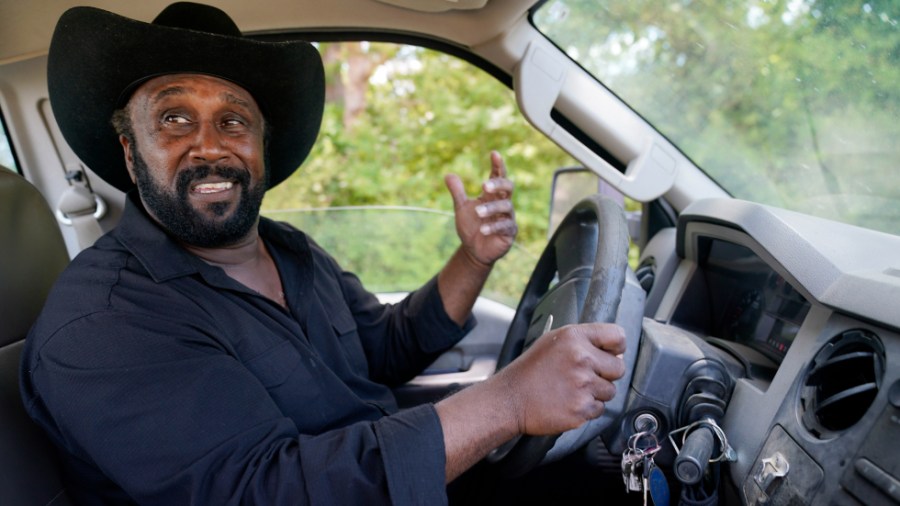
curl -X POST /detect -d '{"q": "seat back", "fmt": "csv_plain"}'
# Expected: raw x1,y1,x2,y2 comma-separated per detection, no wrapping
0,168,72,505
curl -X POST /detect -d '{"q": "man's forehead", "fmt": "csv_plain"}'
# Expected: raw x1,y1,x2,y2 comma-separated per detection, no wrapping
130,73,259,110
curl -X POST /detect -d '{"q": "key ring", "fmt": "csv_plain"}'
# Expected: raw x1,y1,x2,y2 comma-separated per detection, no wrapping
628,430,661,456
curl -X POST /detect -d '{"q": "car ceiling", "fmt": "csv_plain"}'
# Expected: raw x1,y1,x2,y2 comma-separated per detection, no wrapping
0,0,535,66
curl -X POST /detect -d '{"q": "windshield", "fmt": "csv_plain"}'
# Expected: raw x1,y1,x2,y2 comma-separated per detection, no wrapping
533,0,900,235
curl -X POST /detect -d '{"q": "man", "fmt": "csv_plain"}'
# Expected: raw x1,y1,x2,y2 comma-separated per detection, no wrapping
21,3,626,504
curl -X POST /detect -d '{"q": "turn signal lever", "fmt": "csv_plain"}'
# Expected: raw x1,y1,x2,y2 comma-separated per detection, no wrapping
671,359,736,486
674,421,716,484
671,417,736,484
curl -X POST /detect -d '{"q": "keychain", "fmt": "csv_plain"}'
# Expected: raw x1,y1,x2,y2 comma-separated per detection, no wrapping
620,429,671,505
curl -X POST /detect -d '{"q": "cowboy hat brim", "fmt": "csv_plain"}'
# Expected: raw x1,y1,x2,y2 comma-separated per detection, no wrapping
48,5,325,192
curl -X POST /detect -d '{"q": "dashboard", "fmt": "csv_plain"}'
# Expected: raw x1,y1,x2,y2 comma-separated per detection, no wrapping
638,198,900,505
670,237,810,366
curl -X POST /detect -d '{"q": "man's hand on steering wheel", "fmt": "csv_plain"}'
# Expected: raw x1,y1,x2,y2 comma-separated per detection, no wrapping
496,323,627,436
435,322,627,482
444,150,517,268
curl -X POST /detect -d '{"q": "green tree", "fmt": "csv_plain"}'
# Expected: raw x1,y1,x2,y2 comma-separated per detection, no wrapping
263,42,581,304
535,0,900,233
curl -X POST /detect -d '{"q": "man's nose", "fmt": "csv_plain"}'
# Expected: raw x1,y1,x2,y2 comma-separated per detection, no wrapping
190,121,230,163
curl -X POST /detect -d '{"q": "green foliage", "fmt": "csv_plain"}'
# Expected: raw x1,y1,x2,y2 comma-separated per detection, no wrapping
264,43,578,303
535,0,900,234
267,44,577,250
268,209,458,292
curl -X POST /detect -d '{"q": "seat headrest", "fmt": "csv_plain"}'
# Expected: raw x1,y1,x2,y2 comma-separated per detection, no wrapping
0,169,69,347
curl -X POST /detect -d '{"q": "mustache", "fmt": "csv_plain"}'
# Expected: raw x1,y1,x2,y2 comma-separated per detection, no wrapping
175,165,252,194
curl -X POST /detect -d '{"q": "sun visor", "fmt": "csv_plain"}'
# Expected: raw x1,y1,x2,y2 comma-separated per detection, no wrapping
515,41,677,202
373,0,488,13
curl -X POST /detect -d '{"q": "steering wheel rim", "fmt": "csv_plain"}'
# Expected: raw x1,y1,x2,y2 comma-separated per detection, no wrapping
487,194,637,477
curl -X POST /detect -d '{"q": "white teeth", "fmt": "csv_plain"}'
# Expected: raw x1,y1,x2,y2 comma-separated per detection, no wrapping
193,182,234,194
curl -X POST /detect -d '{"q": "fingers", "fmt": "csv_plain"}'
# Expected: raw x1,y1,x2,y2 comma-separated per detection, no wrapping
490,150,507,179
546,323,626,381
475,199,514,218
581,399,607,422
478,218,518,237
446,171,513,205
576,324,626,382
446,151,513,205
559,326,623,424
483,177,514,197
501,322,627,435
484,151,513,199
444,174,467,210
480,180,515,237
571,363,618,402
581,323,627,356
587,371,619,402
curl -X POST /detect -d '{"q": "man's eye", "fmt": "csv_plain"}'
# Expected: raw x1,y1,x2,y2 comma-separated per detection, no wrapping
222,117,246,128
164,115,191,124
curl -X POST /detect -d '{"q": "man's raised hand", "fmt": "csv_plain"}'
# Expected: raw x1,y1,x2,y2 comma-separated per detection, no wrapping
444,150,517,268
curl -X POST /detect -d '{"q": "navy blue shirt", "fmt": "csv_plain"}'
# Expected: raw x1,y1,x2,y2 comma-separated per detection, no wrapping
20,194,474,505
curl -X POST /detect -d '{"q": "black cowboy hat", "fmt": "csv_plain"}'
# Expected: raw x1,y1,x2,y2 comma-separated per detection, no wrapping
48,2,324,192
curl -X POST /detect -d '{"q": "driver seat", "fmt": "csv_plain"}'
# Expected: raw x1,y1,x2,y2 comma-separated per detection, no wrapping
0,168,72,505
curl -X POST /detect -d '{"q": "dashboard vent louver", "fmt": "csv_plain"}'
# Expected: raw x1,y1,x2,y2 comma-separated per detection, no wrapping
800,329,885,439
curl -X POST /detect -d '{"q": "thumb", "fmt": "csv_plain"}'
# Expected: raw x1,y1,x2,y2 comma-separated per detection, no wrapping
444,174,468,209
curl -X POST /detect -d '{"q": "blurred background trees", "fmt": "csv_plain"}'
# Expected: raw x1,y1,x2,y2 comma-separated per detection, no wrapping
535,0,899,233
263,41,580,303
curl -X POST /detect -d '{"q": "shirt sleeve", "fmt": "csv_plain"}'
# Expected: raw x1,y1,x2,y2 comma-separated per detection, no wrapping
24,310,448,506
339,270,476,386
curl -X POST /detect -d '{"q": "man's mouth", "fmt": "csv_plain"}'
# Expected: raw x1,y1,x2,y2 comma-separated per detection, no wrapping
178,165,251,202
191,181,235,194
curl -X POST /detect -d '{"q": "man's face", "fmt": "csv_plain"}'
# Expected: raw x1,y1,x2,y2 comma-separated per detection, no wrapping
121,74,268,248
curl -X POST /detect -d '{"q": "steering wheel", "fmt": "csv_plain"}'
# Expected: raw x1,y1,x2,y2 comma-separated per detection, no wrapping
487,194,645,477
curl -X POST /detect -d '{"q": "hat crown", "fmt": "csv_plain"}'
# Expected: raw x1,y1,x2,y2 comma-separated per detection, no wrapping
151,2,241,37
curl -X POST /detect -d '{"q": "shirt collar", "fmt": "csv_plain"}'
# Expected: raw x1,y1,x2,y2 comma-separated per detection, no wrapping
112,192,313,297
113,192,241,291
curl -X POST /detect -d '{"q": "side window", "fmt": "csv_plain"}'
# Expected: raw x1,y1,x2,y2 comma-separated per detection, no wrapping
261,42,578,307
0,110,18,172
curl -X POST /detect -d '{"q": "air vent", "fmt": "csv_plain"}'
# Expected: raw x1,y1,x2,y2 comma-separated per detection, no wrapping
635,258,655,294
800,329,885,439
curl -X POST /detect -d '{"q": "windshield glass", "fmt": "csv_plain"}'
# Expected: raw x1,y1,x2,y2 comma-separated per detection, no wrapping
533,0,900,235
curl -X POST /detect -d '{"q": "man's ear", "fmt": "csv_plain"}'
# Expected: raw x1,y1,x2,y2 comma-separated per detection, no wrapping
119,135,137,183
